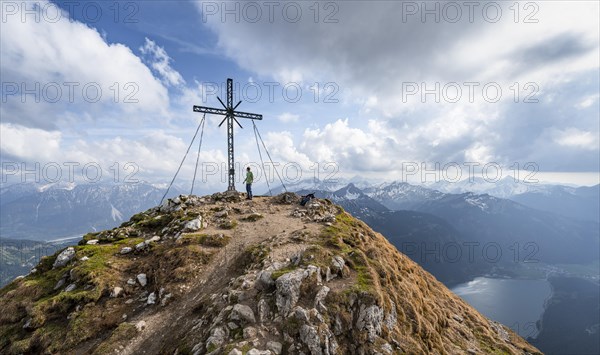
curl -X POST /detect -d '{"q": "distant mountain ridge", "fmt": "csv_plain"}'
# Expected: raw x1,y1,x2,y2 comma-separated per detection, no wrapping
0,182,182,240
279,180,600,283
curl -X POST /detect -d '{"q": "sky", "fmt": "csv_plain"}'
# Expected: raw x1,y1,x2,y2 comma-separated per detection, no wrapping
1,0,599,191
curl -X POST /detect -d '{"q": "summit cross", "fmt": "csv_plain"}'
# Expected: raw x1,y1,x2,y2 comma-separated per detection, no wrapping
193,78,263,191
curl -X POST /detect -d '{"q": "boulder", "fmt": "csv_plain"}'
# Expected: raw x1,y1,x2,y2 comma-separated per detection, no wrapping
64,283,76,292
53,247,76,269
86,239,99,245
230,303,256,323
135,241,147,251
255,270,274,291
185,217,203,231
121,247,133,254
275,269,306,315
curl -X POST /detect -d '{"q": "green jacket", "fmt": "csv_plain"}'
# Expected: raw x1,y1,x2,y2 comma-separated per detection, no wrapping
245,171,254,184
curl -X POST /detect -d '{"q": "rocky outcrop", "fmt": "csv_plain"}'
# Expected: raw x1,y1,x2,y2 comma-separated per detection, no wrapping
52,247,75,268
0,193,541,355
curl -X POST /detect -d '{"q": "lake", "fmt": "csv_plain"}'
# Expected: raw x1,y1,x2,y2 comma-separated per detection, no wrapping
451,277,552,338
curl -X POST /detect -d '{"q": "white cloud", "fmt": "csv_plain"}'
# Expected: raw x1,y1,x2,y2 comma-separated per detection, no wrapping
1,1,170,129
575,94,599,109
0,123,61,161
140,38,186,87
555,128,599,150
195,0,599,174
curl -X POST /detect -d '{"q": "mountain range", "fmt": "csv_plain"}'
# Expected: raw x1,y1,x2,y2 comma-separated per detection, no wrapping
0,182,182,241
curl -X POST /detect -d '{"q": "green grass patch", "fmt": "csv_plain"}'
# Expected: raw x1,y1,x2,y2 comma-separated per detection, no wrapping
271,266,298,280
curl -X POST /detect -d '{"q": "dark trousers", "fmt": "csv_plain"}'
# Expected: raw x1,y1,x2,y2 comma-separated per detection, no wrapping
246,183,252,199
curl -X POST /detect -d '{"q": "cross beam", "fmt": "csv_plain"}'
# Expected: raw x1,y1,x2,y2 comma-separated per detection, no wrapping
193,78,263,191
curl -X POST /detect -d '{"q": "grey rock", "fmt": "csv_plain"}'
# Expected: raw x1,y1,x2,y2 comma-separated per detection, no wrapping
300,324,322,355
185,217,203,231
135,320,146,331
127,278,137,285
293,306,310,323
255,270,274,291
53,247,76,269
111,287,123,298
266,341,283,355
321,213,336,223
381,342,393,354
227,322,239,329
148,235,161,243
53,278,66,290
120,247,133,254
64,283,76,292
275,269,306,315
80,256,89,261
147,292,157,305
257,298,270,323
137,273,148,287
86,239,99,245
243,326,257,339
230,303,256,323
314,286,330,312
330,256,345,275
206,327,226,350
135,241,147,251
228,350,242,355
356,304,384,343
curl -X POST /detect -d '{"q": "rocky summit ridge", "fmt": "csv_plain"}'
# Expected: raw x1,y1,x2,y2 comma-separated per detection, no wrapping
0,192,540,354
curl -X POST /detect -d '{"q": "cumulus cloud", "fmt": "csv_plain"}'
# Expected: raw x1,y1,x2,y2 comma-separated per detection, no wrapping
1,0,170,130
195,0,599,174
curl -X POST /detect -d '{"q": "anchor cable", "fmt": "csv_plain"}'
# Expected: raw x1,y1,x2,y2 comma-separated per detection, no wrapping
160,116,204,205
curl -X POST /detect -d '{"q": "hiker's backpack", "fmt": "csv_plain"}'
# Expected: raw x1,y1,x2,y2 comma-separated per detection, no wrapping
300,193,315,206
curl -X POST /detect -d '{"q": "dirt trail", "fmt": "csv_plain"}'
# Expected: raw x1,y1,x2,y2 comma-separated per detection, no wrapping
122,196,322,354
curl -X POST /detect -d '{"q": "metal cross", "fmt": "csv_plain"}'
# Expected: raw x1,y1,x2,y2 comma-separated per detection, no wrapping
193,78,263,191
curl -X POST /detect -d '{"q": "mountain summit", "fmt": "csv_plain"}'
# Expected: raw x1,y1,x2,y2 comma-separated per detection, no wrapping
0,192,539,354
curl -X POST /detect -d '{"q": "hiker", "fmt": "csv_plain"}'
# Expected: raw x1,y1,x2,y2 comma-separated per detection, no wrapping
244,167,254,200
